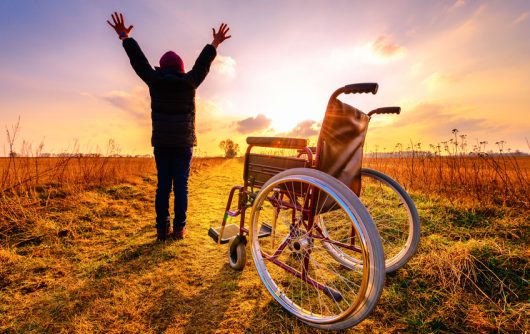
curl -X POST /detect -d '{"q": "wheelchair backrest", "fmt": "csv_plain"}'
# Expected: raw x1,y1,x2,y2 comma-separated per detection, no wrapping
316,98,370,196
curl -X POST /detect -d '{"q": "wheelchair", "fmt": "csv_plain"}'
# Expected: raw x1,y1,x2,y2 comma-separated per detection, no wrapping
208,83,420,330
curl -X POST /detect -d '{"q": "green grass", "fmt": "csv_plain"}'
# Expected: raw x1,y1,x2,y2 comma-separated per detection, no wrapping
0,159,528,333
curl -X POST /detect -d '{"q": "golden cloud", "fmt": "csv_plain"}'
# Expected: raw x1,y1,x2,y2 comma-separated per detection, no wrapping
279,120,321,138
372,36,405,58
235,114,272,134
390,102,494,138
99,86,150,125
91,87,235,136
422,72,458,90
195,95,227,134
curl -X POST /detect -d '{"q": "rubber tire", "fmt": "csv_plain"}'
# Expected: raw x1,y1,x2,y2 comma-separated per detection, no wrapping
360,168,420,273
250,168,385,330
228,235,247,270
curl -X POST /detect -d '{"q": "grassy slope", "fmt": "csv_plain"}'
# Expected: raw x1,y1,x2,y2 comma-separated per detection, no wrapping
1,159,528,333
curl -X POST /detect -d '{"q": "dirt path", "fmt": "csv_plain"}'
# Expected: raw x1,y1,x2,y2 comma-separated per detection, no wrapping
105,159,318,333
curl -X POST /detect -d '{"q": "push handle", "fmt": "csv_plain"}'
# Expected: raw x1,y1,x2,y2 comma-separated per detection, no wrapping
344,83,378,95
367,107,401,116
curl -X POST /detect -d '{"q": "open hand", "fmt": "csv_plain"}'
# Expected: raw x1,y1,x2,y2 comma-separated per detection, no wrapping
211,23,231,48
107,12,133,40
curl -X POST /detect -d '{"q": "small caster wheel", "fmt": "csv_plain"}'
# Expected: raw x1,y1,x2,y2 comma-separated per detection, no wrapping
228,235,247,270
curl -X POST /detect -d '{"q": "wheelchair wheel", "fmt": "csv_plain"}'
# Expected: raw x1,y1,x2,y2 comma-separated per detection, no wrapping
322,168,420,273
228,235,247,270
360,168,420,272
250,168,385,330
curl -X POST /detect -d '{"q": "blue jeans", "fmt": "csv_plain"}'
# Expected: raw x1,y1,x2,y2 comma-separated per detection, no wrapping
153,147,193,229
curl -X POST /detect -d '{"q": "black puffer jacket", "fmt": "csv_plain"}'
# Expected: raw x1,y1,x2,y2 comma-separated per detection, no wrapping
122,38,216,147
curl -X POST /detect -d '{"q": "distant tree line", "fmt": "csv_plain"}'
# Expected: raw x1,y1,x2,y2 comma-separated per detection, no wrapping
3,152,152,158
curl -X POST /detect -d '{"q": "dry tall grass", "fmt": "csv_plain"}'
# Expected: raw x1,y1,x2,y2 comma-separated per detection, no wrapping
1,156,154,193
0,146,219,248
1,125,528,332
1,158,527,333
365,136,530,210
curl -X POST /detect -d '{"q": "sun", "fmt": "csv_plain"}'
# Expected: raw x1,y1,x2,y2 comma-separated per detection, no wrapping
256,89,327,135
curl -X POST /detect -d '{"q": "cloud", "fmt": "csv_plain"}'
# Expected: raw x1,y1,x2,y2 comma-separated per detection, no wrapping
280,120,320,137
235,114,272,134
98,86,151,124
364,101,507,153
195,96,227,134
448,0,466,12
212,55,236,77
392,102,494,138
513,12,529,25
422,71,458,90
89,87,233,134
329,36,406,68
371,36,405,58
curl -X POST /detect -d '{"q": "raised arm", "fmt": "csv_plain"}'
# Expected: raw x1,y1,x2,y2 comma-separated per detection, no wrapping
187,23,231,87
107,12,155,84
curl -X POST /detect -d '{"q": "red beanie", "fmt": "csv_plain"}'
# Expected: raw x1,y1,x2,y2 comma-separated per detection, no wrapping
159,51,184,72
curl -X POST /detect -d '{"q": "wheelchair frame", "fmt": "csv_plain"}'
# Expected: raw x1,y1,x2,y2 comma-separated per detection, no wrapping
207,83,420,330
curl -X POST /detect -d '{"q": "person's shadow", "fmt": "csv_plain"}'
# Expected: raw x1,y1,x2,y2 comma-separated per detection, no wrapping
146,262,243,334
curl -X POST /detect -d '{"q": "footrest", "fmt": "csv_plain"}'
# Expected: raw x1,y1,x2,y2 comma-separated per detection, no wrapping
208,223,273,244
208,224,240,244
258,223,272,238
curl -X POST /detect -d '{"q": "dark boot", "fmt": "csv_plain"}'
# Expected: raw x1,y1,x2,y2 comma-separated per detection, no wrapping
156,221,171,241
156,226,167,241
171,225,187,240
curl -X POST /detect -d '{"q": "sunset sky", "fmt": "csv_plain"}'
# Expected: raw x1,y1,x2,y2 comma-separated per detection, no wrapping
1,0,529,156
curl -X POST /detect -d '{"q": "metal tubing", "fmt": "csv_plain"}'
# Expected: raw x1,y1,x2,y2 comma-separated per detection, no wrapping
262,251,338,298
268,195,308,213
270,235,291,260
313,235,363,253
312,224,362,252
219,185,244,244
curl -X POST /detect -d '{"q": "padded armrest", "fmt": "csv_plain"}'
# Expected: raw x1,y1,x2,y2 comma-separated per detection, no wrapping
246,137,308,149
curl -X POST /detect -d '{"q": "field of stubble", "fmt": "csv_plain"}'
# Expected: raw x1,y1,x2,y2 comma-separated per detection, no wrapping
0,156,528,333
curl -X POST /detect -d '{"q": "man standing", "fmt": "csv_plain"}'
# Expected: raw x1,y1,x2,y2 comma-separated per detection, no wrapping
107,12,231,241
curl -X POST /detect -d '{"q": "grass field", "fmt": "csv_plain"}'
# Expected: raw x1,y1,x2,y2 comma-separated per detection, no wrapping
1,157,528,333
